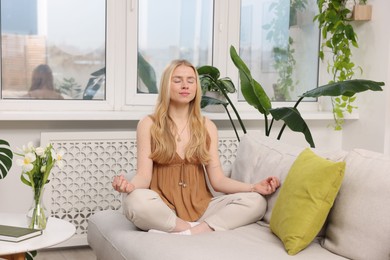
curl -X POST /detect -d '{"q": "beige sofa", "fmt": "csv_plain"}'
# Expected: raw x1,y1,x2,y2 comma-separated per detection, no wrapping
88,133,390,260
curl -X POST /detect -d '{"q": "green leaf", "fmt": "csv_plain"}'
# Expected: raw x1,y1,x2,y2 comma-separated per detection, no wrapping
345,24,356,41
0,139,13,180
138,52,158,93
219,78,236,93
26,251,38,260
349,96,357,102
262,24,271,30
198,67,236,94
269,107,315,148
199,75,213,92
197,65,220,80
301,79,384,98
230,46,271,115
21,173,32,187
83,68,106,99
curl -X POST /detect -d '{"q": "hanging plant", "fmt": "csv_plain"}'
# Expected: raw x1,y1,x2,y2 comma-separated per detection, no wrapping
262,0,307,101
314,0,362,130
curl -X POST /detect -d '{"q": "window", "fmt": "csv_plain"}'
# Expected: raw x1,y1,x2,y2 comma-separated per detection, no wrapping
239,0,319,102
0,0,320,119
126,0,214,105
1,0,106,101
137,0,213,94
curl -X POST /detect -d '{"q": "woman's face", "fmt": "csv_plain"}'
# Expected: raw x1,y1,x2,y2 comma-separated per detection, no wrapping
169,64,197,105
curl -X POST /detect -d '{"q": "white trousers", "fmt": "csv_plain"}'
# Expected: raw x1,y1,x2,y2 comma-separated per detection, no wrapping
123,189,267,232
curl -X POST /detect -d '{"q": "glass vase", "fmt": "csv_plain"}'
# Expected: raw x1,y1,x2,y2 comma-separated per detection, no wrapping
26,187,49,230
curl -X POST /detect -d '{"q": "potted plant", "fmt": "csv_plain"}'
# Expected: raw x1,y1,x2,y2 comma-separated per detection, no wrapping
0,139,13,179
198,65,246,141
230,45,384,148
198,65,236,112
353,0,372,21
271,39,297,101
262,0,307,101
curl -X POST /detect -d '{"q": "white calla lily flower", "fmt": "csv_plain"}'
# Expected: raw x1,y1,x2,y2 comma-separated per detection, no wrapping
22,142,35,154
35,147,45,157
17,141,65,230
17,152,36,172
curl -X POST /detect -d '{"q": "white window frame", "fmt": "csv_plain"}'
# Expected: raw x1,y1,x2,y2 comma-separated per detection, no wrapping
0,0,333,121
0,0,117,116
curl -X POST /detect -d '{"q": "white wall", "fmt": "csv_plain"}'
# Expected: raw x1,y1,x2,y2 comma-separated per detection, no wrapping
385,14,390,156
342,0,390,153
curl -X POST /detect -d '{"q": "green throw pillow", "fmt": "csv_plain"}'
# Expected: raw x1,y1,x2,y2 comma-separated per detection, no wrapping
270,148,345,255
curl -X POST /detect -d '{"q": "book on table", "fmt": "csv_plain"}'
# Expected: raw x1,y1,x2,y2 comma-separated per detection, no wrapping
0,224,43,242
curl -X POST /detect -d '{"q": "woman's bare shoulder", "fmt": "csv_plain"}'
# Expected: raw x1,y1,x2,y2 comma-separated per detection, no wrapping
204,116,217,129
203,116,218,136
137,115,154,129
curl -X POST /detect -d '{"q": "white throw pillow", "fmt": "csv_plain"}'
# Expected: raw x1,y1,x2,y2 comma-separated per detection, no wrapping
322,149,390,260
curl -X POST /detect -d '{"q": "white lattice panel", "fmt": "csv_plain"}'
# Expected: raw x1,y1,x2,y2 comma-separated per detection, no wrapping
41,131,238,247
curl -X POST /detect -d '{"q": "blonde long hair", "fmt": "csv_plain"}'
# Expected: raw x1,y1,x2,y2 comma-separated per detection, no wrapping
150,60,210,164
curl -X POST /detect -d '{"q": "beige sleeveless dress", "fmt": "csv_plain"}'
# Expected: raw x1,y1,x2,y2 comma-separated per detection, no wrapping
150,153,213,222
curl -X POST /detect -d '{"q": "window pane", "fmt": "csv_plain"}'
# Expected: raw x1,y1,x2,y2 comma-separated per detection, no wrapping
1,0,106,100
137,0,213,93
240,0,319,101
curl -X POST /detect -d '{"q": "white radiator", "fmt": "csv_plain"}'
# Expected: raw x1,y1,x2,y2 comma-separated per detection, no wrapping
41,131,239,247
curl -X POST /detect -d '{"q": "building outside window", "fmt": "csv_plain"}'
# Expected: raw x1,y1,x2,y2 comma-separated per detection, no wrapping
0,0,106,100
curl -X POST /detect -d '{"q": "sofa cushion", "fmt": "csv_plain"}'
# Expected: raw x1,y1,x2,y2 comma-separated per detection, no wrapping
230,133,346,224
88,210,349,260
270,148,345,255
322,149,390,260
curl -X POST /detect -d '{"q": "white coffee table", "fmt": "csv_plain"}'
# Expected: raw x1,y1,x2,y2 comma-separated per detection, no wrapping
0,213,75,260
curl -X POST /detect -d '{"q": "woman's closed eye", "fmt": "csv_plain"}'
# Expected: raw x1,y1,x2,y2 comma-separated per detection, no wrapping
187,78,195,84
172,77,195,84
173,78,182,84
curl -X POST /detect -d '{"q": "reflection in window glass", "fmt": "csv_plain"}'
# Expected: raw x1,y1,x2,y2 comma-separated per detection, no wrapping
1,0,106,100
137,0,213,93
240,0,319,101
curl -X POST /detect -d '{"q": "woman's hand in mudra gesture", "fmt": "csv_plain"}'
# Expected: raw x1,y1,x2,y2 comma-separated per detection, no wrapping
253,176,280,195
112,174,135,193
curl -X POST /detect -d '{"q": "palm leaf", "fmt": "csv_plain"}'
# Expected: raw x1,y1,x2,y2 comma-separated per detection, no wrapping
230,46,271,115
269,107,315,148
301,79,384,98
138,52,158,93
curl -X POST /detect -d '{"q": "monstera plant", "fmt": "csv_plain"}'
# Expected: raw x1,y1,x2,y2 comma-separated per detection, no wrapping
230,45,384,148
0,139,13,179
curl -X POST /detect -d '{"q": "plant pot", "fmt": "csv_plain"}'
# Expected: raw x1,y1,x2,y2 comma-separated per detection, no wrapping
272,84,287,101
353,5,372,21
202,91,226,113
